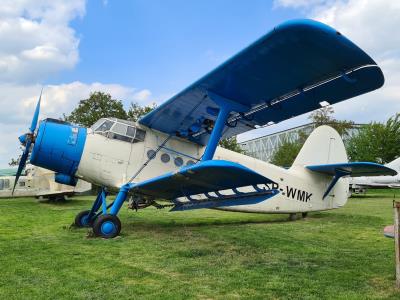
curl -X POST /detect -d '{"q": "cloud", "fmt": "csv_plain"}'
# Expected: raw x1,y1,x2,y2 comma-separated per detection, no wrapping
0,0,85,83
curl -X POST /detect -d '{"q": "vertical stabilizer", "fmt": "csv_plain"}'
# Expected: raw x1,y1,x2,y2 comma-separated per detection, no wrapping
291,125,348,168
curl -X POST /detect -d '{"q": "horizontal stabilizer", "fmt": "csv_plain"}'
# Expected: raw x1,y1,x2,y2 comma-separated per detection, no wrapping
130,160,274,200
307,162,397,198
307,162,397,177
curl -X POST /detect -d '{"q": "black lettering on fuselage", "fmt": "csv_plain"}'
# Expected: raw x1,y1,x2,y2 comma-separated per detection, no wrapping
286,186,312,202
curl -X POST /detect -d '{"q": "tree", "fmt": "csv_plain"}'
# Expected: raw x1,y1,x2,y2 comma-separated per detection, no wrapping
219,136,245,154
64,92,128,127
309,106,354,137
270,140,303,167
269,131,308,167
127,102,157,122
347,114,400,163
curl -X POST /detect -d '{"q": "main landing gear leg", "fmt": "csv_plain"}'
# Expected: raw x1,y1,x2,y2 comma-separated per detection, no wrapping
74,187,108,227
92,184,131,239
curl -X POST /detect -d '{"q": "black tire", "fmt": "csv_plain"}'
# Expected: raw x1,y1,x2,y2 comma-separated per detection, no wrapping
92,214,121,238
74,210,93,227
302,212,308,218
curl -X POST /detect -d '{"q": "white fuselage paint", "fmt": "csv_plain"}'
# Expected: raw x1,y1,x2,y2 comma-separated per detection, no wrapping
76,125,349,214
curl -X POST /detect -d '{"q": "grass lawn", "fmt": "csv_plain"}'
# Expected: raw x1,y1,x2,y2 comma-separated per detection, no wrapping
1,190,400,299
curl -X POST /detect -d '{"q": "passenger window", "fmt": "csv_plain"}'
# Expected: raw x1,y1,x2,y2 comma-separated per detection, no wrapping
187,160,195,166
0,179,3,190
161,153,170,163
174,157,183,167
147,150,156,160
19,181,25,187
4,179,9,189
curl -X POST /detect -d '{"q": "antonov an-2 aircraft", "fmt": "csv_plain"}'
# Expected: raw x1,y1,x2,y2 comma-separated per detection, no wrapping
14,19,396,238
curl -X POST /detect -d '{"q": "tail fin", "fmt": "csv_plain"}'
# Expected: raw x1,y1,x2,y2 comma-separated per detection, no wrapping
291,125,348,168
291,125,349,207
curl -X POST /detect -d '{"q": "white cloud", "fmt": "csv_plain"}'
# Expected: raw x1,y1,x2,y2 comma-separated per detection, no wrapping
0,0,85,83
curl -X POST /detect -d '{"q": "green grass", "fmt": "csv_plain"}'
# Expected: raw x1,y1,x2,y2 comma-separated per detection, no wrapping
1,190,400,299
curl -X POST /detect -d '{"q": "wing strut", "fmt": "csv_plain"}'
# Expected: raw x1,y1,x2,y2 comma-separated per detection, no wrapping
202,91,248,161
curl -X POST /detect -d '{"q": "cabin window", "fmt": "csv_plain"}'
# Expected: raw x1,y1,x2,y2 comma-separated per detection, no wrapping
108,132,132,143
187,160,195,166
0,179,3,190
174,157,183,167
19,181,25,187
4,179,9,189
161,153,170,163
147,150,156,160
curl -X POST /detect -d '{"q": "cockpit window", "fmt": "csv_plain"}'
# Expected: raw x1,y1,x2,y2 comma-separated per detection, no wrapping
126,126,136,138
93,120,113,132
91,118,146,144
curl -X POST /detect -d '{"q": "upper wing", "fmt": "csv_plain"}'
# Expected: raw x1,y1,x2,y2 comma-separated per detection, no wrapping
139,19,384,145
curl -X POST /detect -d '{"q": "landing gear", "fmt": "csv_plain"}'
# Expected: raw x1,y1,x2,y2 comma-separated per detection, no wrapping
289,213,297,221
302,212,308,218
74,210,94,227
74,185,131,238
92,214,121,238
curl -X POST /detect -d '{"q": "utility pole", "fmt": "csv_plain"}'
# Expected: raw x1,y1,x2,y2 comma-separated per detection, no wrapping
395,201,400,288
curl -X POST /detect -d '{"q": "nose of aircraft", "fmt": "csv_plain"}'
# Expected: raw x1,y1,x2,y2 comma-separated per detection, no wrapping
14,92,87,193
29,119,87,186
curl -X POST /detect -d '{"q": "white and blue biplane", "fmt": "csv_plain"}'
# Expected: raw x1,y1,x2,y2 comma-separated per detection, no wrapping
14,19,396,238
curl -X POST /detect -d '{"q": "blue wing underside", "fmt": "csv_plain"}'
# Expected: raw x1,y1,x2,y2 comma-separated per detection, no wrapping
139,19,384,145
307,162,397,198
130,160,275,200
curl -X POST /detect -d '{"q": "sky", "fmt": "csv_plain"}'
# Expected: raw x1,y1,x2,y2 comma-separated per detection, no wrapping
0,0,399,167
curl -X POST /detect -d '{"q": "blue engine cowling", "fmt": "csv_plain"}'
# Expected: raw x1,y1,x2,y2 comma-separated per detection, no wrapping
30,118,87,184
55,173,78,186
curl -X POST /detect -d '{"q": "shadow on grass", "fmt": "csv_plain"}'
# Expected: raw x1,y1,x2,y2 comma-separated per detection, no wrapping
123,214,315,231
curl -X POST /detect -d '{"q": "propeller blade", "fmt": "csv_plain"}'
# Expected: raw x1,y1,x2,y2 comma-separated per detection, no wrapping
12,139,32,195
29,89,42,133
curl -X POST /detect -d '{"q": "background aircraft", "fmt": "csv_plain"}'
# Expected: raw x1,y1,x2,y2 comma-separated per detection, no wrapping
0,164,91,199
350,157,400,192
13,19,395,238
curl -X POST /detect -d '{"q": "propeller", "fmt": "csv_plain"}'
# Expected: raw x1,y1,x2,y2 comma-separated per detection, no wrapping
12,90,42,195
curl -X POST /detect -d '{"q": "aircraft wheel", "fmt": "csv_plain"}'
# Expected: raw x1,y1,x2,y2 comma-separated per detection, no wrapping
302,212,308,218
92,214,121,238
289,213,297,221
74,210,93,227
